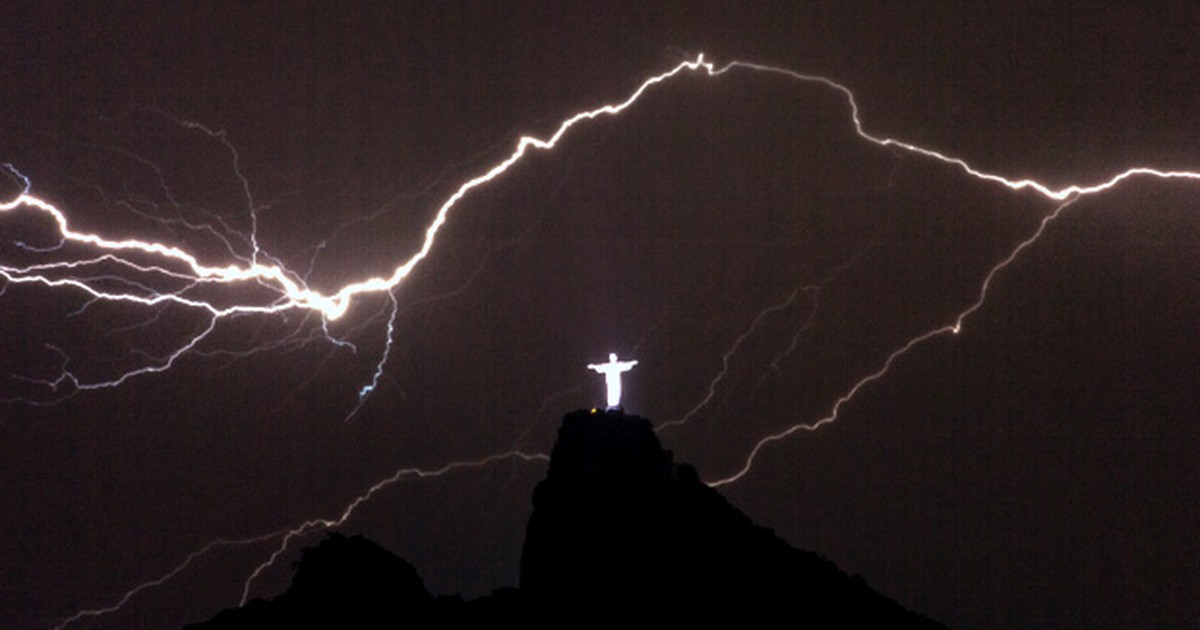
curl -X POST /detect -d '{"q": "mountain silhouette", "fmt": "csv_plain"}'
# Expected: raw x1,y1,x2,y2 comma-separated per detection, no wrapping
188,409,944,627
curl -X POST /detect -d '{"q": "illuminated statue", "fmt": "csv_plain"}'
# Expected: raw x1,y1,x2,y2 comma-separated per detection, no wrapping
588,352,638,410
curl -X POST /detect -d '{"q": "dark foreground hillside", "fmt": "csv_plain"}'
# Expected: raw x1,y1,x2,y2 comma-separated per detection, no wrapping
189,409,945,627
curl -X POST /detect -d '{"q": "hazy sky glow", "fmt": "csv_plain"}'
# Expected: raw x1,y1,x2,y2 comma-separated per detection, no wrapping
3,4,1198,629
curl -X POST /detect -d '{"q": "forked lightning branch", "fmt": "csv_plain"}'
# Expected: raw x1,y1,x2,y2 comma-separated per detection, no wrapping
2,54,1197,627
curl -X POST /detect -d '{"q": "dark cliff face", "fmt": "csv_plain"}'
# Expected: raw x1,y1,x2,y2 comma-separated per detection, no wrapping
522,408,733,600
520,409,943,625
190,409,944,627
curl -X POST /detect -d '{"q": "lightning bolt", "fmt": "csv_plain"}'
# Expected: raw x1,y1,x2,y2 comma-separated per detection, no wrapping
56,450,548,629
709,196,1080,487
5,55,1196,405
51,533,284,630
11,53,1197,626
1,56,718,403
4,55,1197,401
656,239,876,432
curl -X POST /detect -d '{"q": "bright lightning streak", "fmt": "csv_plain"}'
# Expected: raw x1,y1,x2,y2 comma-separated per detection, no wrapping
52,533,284,630
4,55,1197,397
344,289,399,421
57,450,548,628
236,450,548,605
708,196,1080,488
712,61,1200,197
12,52,1200,626
694,61,1198,489
1,56,715,397
6,58,717,316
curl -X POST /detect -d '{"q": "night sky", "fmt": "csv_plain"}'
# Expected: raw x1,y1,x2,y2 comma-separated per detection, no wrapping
3,3,1199,628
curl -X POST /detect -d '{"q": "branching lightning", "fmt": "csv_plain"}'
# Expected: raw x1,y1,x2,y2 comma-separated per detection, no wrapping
235,449,549,605
8,52,1198,626
657,239,876,432
4,55,1197,400
57,450,548,629
709,196,1081,487
52,533,284,630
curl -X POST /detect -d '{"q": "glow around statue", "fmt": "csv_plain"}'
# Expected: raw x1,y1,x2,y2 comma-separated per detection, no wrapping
588,353,638,410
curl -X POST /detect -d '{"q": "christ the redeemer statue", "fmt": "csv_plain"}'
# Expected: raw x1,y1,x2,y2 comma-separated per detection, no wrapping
588,352,638,410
